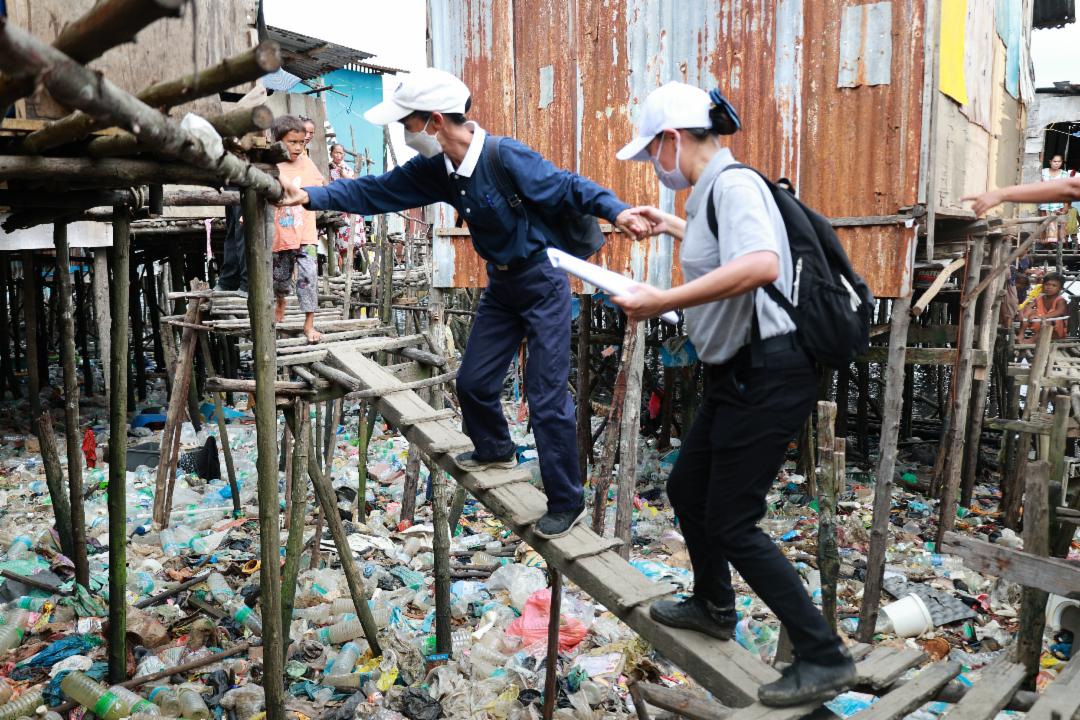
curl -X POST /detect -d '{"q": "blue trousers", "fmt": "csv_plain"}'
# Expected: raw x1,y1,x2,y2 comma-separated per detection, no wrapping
455,259,582,512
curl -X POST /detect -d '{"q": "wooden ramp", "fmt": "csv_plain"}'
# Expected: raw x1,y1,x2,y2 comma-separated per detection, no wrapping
321,339,1063,719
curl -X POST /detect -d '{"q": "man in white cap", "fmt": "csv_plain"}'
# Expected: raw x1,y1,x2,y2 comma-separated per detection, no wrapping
278,68,648,538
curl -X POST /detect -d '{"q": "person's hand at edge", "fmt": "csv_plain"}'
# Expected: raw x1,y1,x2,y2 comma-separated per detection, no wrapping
275,183,310,207
611,283,671,322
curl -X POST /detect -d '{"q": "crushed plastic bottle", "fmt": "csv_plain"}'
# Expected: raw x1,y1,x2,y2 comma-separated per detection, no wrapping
146,687,180,716
177,685,210,720
0,689,43,720
60,671,160,720
326,641,361,676
205,573,235,603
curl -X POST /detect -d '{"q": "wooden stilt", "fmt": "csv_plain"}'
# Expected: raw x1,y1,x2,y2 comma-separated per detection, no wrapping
835,365,850,437
107,205,131,684
901,363,914,440
432,462,452,654
356,402,375,522
92,250,112,396
21,251,40,417
145,267,165,371
0,258,12,399
54,223,90,589
35,412,74,558
198,334,240,517
1049,396,1075,559
241,189,285,719
935,235,986,549
130,264,146,401
7,258,20,398
576,293,593,477
400,444,422,526
1003,323,1054,530
1014,460,1051,683
797,417,816,495
615,322,645,559
74,264,93,396
816,401,839,633
856,363,870,461
542,567,562,720
281,402,309,664
857,292,912,643
591,324,634,536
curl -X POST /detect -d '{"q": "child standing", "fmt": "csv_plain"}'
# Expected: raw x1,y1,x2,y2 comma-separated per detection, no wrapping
272,115,326,342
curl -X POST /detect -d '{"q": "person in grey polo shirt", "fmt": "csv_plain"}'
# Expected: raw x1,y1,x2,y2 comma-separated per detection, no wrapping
614,82,855,707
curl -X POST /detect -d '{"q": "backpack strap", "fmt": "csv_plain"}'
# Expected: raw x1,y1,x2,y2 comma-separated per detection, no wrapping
705,163,797,364
483,135,526,218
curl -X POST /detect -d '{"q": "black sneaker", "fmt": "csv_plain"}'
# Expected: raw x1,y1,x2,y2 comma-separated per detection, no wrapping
454,450,516,471
757,649,857,707
533,505,586,539
650,595,736,641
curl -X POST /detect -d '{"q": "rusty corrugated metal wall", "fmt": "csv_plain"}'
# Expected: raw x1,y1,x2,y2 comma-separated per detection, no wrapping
429,0,927,298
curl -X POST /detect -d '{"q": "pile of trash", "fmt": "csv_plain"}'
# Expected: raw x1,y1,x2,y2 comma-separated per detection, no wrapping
0,391,1073,720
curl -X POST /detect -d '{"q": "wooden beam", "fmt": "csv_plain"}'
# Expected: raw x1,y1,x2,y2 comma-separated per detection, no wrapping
962,234,1038,308
22,41,282,154
0,22,283,200
0,188,140,210
86,105,275,158
910,257,965,317
0,0,186,115
856,346,987,366
0,155,224,185
940,531,1080,599
630,683,729,720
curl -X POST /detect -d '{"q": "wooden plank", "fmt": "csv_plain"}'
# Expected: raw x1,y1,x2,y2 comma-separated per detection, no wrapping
946,661,1025,720
396,408,458,427
467,465,535,491
1025,656,1080,720
983,417,1054,434
940,531,1080,599
856,347,987,366
850,661,961,720
857,647,928,690
323,343,775,706
631,682,729,720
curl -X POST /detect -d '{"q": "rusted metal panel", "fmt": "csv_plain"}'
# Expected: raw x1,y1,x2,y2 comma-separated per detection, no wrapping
836,224,915,299
838,2,893,88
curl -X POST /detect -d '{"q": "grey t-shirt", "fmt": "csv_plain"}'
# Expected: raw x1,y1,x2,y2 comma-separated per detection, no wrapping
680,148,796,364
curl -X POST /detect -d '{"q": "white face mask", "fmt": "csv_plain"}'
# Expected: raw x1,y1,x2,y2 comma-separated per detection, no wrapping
650,132,691,190
404,117,443,158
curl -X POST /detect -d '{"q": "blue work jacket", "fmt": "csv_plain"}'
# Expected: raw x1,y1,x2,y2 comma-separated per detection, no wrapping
304,135,629,266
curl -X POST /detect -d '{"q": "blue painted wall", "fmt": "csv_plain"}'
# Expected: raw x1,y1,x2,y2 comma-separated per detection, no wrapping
320,69,387,176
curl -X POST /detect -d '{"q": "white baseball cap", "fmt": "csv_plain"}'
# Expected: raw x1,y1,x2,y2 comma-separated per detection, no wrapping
364,67,471,125
616,81,713,161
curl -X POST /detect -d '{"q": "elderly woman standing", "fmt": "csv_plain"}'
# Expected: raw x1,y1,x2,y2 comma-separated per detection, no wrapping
613,82,855,707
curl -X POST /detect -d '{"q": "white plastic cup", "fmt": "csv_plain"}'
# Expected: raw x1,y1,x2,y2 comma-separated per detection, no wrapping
881,594,934,638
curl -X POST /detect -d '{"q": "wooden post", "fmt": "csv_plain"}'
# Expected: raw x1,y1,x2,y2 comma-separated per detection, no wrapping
615,322,645,559
935,235,986,549
432,463,452,655
145,267,165,372
74,264,93,396
107,205,131,683
576,294,592,479
35,412,74,558
54,223,90,589
1049,396,1075,559
198,335,240,517
21,251,39,417
857,292,912,642
0,258,12,398
961,236,1005,508
591,324,634,536
1003,323,1054,529
816,402,839,633
280,402,309,664
130,264,146,401
1014,460,1051,683
856,363,870,461
92,250,111,396
356,403,376,522
542,568,562,720
241,190,285,720
379,217,393,325
835,366,850,438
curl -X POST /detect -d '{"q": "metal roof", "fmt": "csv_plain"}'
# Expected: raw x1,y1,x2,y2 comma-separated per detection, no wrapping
264,25,374,80
1033,0,1076,28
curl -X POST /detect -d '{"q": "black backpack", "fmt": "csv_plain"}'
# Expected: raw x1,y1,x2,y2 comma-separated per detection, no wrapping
483,135,605,259
707,164,874,369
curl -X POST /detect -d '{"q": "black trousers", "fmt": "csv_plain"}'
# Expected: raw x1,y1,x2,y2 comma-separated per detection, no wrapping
666,339,846,664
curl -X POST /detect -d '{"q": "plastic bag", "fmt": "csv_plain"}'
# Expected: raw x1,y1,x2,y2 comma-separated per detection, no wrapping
488,565,546,613
505,590,587,653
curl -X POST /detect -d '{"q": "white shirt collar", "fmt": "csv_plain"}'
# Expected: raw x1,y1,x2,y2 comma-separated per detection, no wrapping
444,121,486,178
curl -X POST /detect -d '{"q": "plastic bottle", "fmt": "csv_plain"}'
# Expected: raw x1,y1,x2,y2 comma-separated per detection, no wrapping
295,604,332,623
6,537,31,561
205,573,235,603
0,610,29,628
60,672,160,720
331,597,357,615
0,690,43,720
226,601,262,635
146,687,180,716
326,641,361,676
317,619,364,644
468,644,507,675
0,620,27,652
7,598,47,613
160,527,195,557
177,686,209,720
128,571,156,596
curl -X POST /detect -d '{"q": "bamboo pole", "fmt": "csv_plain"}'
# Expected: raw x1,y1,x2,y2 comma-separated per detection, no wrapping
107,205,132,683
615,322,645,560
542,568,563,720
22,41,281,154
35,412,74,559
281,402,309,664
0,0,185,117
21,251,40,418
54,223,90,589
242,190,285,719
857,293,912,642
0,22,283,200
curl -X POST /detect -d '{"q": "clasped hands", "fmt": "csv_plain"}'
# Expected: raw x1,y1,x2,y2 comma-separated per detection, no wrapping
614,206,684,240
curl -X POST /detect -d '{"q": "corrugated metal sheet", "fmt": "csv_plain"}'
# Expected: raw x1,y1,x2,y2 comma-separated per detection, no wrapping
265,26,373,80
837,2,893,88
429,0,933,297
